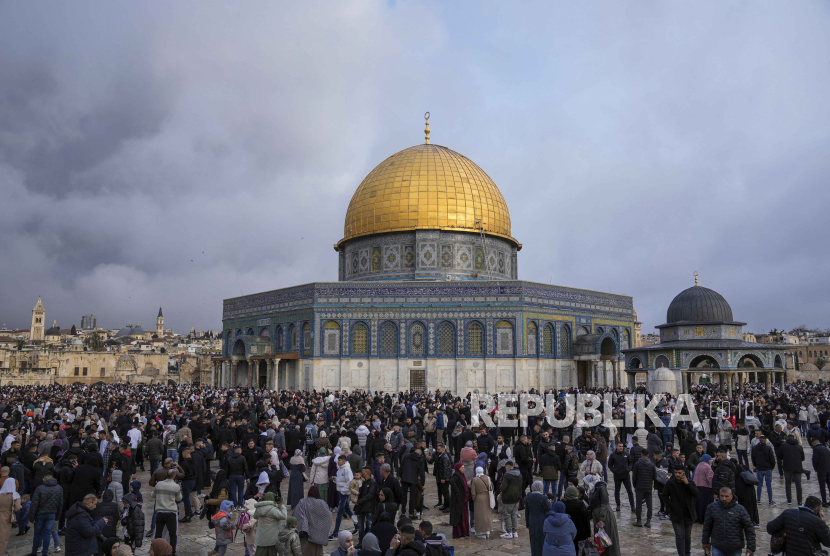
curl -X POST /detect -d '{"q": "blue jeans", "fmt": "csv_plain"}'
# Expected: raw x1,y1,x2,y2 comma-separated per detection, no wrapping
737,450,749,468
150,458,161,475
756,469,773,502
167,448,178,463
543,479,558,496
229,475,245,507
332,492,354,535
601,461,608,482
357,512,372,544
182,479,195,517
32,513,55,556
711,549,742,556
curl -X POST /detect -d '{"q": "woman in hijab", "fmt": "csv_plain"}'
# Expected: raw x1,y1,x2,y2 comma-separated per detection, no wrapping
733,457,759,526
372,488,398,525
294,486,332,556
588,479,619,556
561,486,590,554
100,537,120,556
0,478,21,556
149,538,174,556
309,447,331,505
356,532,382,556
526,481,551,556
542,501,577,556
246,471,271,501
693,454,713,524
327,447,341,510
205,468,230,518
288,449,307,509
330,530,355,556
449,462,470,538
470,466,493,539
254,491,288,556
368,512,397,555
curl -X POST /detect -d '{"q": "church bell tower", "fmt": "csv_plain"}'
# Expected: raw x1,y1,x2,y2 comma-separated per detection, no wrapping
31,297,45,342
156,307,164,336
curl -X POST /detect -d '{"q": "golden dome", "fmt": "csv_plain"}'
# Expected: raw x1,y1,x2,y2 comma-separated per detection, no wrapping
337,143,518,249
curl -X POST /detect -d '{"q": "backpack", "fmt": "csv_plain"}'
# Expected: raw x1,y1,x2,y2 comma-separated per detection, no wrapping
305,426,314,443
424,542,453,556
236,511,251,531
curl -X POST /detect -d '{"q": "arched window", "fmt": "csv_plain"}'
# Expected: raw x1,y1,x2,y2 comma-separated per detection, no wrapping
352,323,368,356
288,324,297,350
577,326,590,337
496,320,514,355
543,324,554,355
302,323,312,356
560,325,571,358
467,322,484,356
595,326,605,334
527,322,538,356
323,321,341,355
259,327,270,338
655,355,671,368
622,329,630,350
410,322,426,356
380,322,398,357
438,322,455,357
275,326,284,350
246,328,254,335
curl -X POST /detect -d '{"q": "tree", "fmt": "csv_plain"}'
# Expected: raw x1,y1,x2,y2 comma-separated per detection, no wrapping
16,339,25,350
86,332,104,352
817,356,830,370
70,324,77,335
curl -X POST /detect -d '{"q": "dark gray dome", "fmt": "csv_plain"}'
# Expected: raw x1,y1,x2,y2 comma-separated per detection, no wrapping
666,286,733,324
115,324,145,338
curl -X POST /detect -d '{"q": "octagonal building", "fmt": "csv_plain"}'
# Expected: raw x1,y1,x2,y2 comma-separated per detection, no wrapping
215,121,635,393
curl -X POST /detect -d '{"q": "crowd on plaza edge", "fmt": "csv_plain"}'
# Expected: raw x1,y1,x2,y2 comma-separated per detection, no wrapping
1,384,830,556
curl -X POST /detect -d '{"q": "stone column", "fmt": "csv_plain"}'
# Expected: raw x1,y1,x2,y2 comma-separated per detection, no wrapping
767,371,773,395
247,359,256,388
231,360,238,387
266,359,275,391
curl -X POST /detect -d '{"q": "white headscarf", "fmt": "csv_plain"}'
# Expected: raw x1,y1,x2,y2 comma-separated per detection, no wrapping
475,467,485,477
0,478,20,500
257,471,270,494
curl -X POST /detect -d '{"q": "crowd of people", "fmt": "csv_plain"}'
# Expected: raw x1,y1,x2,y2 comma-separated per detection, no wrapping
0,380,829,556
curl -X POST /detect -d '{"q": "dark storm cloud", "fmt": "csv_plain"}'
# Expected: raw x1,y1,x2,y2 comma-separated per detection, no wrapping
0,1,828,334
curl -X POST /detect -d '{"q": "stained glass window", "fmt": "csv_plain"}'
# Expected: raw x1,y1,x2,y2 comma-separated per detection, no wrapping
438,322,455,356
468,322,483,356
496,320,513,355
302,323,311,356
323,321,340,355
544,324,554,355
275,327,283,350
527,322,537,356
352,323,368,355
410,322,425,356
380,322,397,357
560,325,571,357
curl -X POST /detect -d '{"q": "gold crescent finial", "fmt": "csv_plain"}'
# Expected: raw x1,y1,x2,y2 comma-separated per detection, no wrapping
694,271,699,286
424,112,430,144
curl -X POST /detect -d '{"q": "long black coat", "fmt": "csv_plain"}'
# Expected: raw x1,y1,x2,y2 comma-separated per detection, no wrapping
563,498,591,548
781,438,805,472
92,489,119,539
399,452,424,486
68,464,101,505
448,471,467,527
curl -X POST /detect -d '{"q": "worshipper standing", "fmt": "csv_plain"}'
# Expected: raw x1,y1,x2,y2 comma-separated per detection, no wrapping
288,450,307,509
733,459,759,527
542,501,576,556
279,516,303,556
449,462,470,538
0,477,22,556
293,486,331,556
661,467,698,556
470,466,492,539
309,447,331,505
253,492,288,556
355,531,382,556
693,454,713,524
588,479,619,556
526,481,551,556
561,486,590,555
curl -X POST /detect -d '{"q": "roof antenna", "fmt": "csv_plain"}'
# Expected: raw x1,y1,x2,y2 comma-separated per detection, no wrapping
694,271,699,286
424,112,430,145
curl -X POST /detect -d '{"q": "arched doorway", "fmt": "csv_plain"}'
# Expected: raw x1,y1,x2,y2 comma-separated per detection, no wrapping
689,355,720,369
236,360,249,387
258,360,267,389
654,355,671,368
600,337,617,359
698,373,711,385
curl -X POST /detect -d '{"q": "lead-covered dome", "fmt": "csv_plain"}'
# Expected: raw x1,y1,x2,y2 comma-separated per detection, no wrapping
666,286,734,324
337,143,518,248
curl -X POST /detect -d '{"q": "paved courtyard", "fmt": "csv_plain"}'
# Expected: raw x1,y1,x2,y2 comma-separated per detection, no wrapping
7,445,828,556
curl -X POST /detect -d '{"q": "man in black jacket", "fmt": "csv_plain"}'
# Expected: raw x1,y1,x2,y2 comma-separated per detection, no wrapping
428,444,452,511
608,442,635,512
812,439,830,507
514,435,534,496
767,495,830,554
380,463,403,510
751,436,776,505
399,448,424,518
632,451,656,528
769,424,787,477
710,449,736,500
782,435,809,506
28,473,64,555
662,467,699,556
355,467,379,546
702,487,755,556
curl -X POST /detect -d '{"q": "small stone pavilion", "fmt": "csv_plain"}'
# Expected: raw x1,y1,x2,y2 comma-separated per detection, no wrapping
623,275,789,396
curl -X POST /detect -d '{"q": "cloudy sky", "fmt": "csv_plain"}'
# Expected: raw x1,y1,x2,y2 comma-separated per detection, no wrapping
1,2,829,335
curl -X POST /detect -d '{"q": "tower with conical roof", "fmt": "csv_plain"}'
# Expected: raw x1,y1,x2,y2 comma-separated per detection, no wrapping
157,307,164,336
31,297,45,342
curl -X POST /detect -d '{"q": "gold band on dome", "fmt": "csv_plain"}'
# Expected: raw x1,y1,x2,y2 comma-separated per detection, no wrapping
336,143,519,250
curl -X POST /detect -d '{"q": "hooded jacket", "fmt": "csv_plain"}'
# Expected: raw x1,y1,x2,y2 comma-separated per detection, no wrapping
121,492,145,545
92,489,119,539
542,510,577,556
500,469,523,504
767,507,830,556
65,501,106,556
702,498,755,552
108,469,125,514
212,500,235,546
29,476,64,519
782,437,806,472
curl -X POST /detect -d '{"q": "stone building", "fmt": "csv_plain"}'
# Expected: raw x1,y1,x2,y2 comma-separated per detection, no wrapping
30,297,45,342
214,119,635,394
623,276,790,395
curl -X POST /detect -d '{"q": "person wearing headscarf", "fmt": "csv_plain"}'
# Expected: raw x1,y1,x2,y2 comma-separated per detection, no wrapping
588,479,620,556
449,462,470,538
210,500,235,556
149,538,174,556
356,531,382,556
371,488,398,526
368,512,397,555
693,454,714,524
288,450,307,509
279,516,303,556
114,545,134,556
470,466,493,538
561,486,590,554
330,530,355,556
0,476,22,556
542,501,577,556
253,491,288,556
100,537,121,556
526,481,551,556
245,471,271,501
309,447,331,505
294,486,331,556
205,468,230,518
